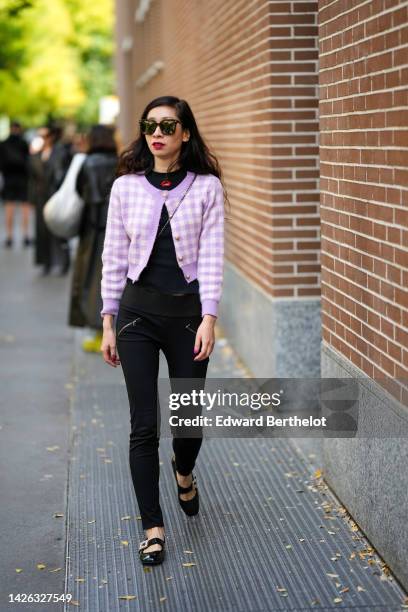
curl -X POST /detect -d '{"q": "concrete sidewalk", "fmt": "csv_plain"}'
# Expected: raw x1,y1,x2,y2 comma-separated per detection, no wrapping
0,221,407,611
64,331,408,612
0,229,73,612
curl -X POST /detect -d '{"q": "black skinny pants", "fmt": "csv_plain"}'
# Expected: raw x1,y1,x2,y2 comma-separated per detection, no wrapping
115,290,209,530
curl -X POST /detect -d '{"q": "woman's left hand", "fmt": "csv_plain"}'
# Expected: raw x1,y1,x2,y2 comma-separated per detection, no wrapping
193,315,216,361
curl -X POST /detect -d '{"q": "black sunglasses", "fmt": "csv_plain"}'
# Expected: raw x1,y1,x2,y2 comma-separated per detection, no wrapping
139,118,181,136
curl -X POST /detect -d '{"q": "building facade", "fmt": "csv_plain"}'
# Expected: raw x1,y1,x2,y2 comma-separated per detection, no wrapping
319,0,408,589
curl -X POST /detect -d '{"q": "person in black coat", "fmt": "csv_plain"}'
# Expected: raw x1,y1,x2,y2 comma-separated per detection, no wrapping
67,125,118,352
0,121,31,248
29,124,73,275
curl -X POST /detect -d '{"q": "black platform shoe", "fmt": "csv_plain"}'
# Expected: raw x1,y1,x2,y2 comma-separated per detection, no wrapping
138,536,166,565
171,456,199,516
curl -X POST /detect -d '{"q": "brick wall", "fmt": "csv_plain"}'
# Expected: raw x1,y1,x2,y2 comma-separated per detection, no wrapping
319,0,408,403
128,0,320,299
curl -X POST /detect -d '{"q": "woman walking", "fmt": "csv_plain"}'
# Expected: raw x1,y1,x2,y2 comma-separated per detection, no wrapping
100,96,225,565
68,125,118,351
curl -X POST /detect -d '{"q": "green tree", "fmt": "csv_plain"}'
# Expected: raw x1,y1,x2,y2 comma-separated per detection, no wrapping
65,0,114,126
0,0,32,74
0,0,114,126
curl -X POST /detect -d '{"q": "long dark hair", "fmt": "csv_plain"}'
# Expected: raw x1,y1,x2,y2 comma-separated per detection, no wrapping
116,95,230,210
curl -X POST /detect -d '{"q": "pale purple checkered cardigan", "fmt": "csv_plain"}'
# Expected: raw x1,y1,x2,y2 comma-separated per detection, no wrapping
100,171,224,318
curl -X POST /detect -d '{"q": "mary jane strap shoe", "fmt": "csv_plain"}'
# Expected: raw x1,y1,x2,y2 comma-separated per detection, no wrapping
171,456,200,516
138,536,166,565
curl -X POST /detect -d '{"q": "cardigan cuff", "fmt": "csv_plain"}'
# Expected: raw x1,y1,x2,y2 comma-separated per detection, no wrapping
100,298,120,318
201,299,218,318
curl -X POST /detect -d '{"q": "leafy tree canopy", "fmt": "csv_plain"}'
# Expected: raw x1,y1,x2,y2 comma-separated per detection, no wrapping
0,0,114,127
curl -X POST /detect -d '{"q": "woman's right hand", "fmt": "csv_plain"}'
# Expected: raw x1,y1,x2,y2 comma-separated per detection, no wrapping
101,323,120,367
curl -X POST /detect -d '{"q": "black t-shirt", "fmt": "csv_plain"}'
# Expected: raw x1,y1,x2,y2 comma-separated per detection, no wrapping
125,167,202,317
137,168,200,294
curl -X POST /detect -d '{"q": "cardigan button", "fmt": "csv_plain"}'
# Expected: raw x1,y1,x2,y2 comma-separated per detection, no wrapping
175,235,180,240
186,275,190,279
178,255,183,262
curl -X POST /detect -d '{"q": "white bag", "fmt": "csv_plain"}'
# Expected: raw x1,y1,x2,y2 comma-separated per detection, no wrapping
43,152,86,239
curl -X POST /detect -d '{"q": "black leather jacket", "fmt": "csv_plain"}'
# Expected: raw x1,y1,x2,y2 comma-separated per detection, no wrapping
76,150,118,233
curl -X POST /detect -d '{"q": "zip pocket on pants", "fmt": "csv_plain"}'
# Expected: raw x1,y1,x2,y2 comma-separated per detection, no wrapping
117,316,142,338
185,323,198,335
